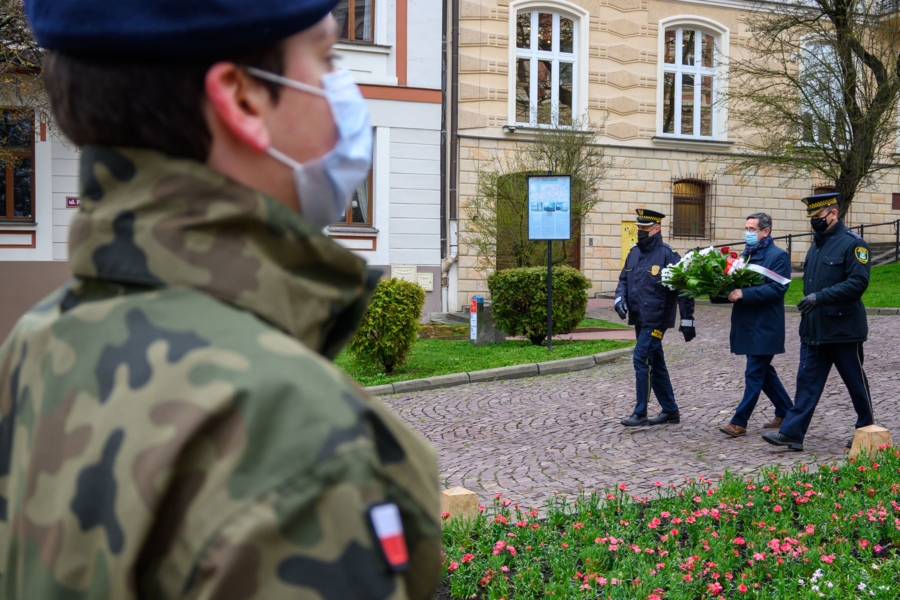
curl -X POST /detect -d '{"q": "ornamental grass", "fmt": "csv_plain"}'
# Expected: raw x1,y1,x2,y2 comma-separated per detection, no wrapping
441,446,900,599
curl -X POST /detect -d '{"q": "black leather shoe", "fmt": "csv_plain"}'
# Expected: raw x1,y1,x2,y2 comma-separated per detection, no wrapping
845,438,855,450
761,432,803,451
648,412,680,425
621,414,648,427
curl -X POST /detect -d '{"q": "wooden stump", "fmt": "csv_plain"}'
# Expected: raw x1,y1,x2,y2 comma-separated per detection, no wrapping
440,487,479,520
849,425,892,459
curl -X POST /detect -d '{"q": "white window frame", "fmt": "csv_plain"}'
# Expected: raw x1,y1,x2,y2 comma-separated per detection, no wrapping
798,37,849,147
656,16,729,141
507,0,589,128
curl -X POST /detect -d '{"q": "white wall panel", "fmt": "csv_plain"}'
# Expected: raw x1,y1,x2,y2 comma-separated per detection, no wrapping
390,158,440,175
407,0,443,89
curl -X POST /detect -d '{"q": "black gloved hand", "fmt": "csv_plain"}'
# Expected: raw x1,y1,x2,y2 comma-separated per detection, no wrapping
615,302,627,320
797,293,818,315
680,326,696,342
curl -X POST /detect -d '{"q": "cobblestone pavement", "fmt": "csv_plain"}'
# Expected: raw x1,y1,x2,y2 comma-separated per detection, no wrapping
383,304,900,509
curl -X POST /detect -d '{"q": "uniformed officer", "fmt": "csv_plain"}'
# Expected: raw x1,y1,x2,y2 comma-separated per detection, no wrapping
762,193,874,451
615,209,696,427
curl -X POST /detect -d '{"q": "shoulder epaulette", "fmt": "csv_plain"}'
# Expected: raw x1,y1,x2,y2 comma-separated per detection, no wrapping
662,243,674,251
845,229,863,240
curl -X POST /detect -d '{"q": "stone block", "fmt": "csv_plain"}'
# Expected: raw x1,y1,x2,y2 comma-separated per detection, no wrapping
473,304,507,345
366,384,396,396
593,347,634,365
849,425,892,459
468,363,539,383
537,355,597,375
441,487,479,520
392,373,471,394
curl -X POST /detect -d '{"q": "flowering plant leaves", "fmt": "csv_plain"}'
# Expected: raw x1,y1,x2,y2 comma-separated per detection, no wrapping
661,247,763,299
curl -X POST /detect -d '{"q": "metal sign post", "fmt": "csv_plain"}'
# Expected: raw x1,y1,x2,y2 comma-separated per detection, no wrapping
527,174,572,353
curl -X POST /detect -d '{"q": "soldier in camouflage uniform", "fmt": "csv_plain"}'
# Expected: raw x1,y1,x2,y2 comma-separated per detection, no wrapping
0,1,441,598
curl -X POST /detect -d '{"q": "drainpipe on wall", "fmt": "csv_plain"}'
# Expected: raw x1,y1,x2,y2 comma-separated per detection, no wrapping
441,220,458,313
441,0,461,313
439,0,448,263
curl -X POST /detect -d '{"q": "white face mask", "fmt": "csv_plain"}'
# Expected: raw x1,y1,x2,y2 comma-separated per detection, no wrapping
246,67,373,228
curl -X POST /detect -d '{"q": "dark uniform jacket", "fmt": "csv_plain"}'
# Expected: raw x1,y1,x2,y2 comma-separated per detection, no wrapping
800,220,870,345
712,237,791,356
615,233,694,330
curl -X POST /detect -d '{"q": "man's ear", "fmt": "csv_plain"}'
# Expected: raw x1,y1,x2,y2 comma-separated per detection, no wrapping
205,62,272,152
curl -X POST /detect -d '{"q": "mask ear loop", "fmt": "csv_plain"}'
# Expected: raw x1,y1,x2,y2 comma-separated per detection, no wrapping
244,67,328,97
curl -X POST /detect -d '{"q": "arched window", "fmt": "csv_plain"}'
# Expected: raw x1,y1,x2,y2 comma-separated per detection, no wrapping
657,17,728,140
509,0,588,128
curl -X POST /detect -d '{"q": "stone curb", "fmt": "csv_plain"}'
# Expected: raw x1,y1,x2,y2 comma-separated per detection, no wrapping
365,346,634,396
700,300,900,315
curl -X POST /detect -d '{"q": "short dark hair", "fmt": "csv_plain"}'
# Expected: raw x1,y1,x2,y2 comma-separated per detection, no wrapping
44,45,285,162
747,212,772,233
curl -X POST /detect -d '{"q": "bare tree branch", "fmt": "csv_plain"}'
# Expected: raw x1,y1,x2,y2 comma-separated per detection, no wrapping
722,0,900,217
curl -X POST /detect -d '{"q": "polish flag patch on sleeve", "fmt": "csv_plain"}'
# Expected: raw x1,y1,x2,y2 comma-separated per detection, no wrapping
368,502,409,573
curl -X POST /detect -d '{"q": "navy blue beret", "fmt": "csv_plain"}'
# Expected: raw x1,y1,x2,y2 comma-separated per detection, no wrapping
26,0,340,59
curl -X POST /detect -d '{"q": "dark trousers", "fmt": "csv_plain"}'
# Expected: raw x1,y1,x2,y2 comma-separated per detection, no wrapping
632,325,678,416
779,342,874,442
730,355,792,427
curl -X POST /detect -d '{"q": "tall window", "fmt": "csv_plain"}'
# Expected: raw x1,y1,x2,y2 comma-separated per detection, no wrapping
0,109,34,222
660,27,717,138
333,0,374,43
800,40,845,146
338,172,373,225
514,10,576,127
671,177,715,238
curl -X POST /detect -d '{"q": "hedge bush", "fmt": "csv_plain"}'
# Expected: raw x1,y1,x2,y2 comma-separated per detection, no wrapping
348,278,425,373
487,266,590,345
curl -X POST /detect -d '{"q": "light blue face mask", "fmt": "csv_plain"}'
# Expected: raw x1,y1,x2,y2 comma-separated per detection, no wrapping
745,232,759,246
246,67,373,228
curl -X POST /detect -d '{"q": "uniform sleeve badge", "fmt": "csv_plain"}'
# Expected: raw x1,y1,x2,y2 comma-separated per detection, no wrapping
650,265,660,276
368,502,409,573
855,247,868,264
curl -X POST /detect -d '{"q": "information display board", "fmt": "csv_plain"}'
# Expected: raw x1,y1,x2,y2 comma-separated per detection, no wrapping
527,175,571,241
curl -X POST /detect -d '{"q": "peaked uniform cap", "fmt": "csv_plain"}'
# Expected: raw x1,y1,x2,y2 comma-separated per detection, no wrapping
635,209,665,225
802,192,840,217
26,0,340,59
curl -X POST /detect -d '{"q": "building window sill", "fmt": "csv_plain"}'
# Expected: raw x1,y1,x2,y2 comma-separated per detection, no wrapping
652,136,734,151
327,225,379,236
0,221,37,227
502,124,594,136
334,41,392,55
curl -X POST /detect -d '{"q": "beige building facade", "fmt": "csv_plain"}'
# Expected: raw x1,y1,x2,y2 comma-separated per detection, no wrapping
447,0,900,310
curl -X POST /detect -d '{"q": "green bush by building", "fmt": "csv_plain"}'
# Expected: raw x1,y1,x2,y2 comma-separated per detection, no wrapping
488,265,590,345
348,278,425,373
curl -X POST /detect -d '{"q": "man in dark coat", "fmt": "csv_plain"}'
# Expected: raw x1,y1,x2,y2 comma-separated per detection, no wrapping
763,193,873,451
615,209,695,427
716,213,794,438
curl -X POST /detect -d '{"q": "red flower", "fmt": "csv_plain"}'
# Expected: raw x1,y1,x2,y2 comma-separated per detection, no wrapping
721,247,730,254
730,251,739,259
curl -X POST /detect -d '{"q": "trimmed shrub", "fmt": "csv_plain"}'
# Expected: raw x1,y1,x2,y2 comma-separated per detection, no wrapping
349,278,426,373
487,266,590,345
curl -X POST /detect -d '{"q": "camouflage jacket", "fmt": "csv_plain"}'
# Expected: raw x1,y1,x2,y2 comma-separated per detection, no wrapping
0,147,441,599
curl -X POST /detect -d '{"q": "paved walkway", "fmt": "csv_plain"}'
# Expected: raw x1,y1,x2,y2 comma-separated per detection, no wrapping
384,304,900,509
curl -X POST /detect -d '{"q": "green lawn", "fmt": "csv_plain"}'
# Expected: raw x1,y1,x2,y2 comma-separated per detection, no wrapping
578,317,630,329
784,261,900,307
335,338,634,387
